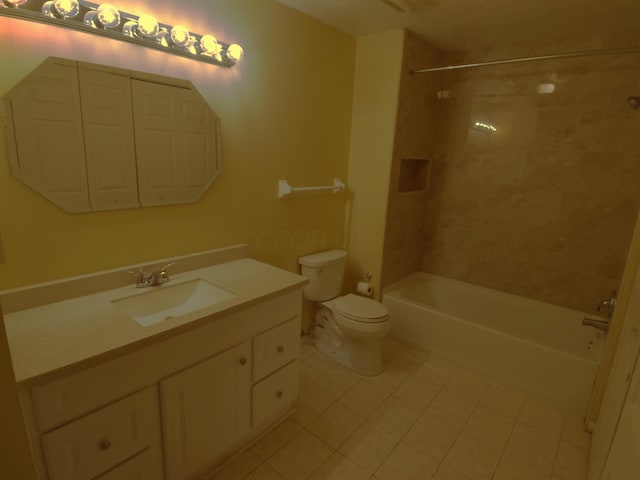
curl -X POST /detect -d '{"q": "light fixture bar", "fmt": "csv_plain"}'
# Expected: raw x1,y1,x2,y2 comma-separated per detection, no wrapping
0,0,244,67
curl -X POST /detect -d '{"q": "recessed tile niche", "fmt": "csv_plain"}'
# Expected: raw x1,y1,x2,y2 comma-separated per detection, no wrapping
397,158,431,193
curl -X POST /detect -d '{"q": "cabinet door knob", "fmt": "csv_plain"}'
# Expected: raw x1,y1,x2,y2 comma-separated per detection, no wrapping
100,439,111,450
239,357,247,366
276,390,283,398
277,345,284,353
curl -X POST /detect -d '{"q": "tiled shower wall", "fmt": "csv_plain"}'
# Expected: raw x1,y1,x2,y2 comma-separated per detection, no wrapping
381,31,444,287
418,34,640,313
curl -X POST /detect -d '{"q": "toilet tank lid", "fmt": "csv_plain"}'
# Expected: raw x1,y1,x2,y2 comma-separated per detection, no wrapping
299,249,347,267
334,294,389,320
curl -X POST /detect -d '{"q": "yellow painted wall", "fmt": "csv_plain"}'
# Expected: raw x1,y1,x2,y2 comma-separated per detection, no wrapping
0,0,356,290
345,30,405,297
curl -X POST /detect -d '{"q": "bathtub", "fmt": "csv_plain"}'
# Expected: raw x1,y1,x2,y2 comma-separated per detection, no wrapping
383,272,605,414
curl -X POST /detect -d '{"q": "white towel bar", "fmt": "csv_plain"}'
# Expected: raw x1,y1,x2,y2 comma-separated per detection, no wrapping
278,178,346,199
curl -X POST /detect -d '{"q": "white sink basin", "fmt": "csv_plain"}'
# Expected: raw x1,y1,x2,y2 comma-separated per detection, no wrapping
111,279,236,327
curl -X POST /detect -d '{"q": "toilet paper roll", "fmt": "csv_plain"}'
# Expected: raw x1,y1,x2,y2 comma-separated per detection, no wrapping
357,281,373,297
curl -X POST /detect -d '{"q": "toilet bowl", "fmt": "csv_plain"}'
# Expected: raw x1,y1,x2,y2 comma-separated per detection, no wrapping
298,249,391,376
314,294,391,376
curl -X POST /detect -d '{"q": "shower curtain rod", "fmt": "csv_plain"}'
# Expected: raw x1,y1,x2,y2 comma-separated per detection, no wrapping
410,47,640,74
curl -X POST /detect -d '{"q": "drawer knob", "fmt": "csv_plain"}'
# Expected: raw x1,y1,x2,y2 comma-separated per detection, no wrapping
240,357,247,366
100,439,111,450
277,345,285,353
276,390,283,398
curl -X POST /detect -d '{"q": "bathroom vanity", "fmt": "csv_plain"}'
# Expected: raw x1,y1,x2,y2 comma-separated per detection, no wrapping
2,246,306,479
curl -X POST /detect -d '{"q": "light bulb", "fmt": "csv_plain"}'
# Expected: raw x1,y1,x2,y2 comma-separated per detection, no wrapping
199,35,220,56
41,1,54,16
96,3,120,28
170,25,190,47
137,14,159,38
83,10,97,27
226,44,244,62
5,0,28,6
53,0,79,18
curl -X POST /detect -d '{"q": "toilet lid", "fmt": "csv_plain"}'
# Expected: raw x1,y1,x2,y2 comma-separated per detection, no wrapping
333,294,389,323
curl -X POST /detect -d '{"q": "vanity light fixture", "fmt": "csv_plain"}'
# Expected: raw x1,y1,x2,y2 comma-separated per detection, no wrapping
0,0,244,67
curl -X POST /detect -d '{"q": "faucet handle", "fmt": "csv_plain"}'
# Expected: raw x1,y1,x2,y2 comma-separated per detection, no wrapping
127,268,148,287
159,262,175,273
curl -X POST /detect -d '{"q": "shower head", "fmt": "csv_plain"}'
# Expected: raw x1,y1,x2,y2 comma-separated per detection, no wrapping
628,96,640,110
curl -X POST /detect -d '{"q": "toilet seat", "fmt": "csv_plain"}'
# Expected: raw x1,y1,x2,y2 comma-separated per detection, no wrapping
333,294,389,323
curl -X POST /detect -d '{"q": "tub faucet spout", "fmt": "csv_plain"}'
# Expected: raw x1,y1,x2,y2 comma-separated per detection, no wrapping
582,316,610,333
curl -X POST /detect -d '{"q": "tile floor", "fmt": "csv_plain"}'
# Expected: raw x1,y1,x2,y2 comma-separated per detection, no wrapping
210,338,591,480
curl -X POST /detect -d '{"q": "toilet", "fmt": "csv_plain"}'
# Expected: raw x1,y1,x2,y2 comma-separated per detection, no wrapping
298,249,391,376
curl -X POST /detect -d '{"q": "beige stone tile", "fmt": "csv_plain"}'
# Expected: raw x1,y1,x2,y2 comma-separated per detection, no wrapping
494,423,559,480
252,419,303,460
551,441,589,480
317,365,363,398
267,430,333,480
387,345,427,373
340,380,390,418
462,405,514,449
402,391,475,462
518,398,566,438
561,416,591,451
307,401,367,449
442,430,504,480
208,449,263,480
443,368,490,403
300,350,338,388
309,452,371,480
339,422,401,474
393,367,443,410
417,356,458,385
245,464,285,480
479,382,526,420
367,395,423,437
432,467,475,480
428,389,477,423
364,363,410,395
381,337,404,359
375,441,439,480
291,383,339,426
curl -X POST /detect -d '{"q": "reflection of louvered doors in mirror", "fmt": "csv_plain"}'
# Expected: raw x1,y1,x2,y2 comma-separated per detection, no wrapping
2,56,222,213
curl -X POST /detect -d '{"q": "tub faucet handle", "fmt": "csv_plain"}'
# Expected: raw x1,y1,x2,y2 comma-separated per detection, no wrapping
597,291,617,318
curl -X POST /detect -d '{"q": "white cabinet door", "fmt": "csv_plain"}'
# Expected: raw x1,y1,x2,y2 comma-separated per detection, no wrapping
160,342,251,480
78,65,139,211
600,348,640,480
4,57,90,212
590,251,640,479
131,79,221,207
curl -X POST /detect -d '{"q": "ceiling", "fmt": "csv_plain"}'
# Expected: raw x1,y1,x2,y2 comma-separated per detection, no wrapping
275,0,640,51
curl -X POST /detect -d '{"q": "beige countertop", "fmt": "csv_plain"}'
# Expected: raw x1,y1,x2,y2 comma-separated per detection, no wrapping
4,258,307,384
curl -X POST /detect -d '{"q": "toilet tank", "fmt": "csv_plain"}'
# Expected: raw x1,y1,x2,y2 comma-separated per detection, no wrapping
298,250,347,301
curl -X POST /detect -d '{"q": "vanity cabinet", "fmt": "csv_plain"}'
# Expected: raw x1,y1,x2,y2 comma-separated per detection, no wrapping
18,287,303,480
2,57,222,212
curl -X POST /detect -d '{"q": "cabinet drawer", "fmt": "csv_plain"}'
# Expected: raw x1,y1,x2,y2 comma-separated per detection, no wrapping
252,360,299,427
41,386,161,480
253,317,300,381
96,448,164,479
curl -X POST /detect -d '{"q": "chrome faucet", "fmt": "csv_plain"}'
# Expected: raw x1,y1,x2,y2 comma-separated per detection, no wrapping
597,291,617,318
128,262,175,288
582,316,610,333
